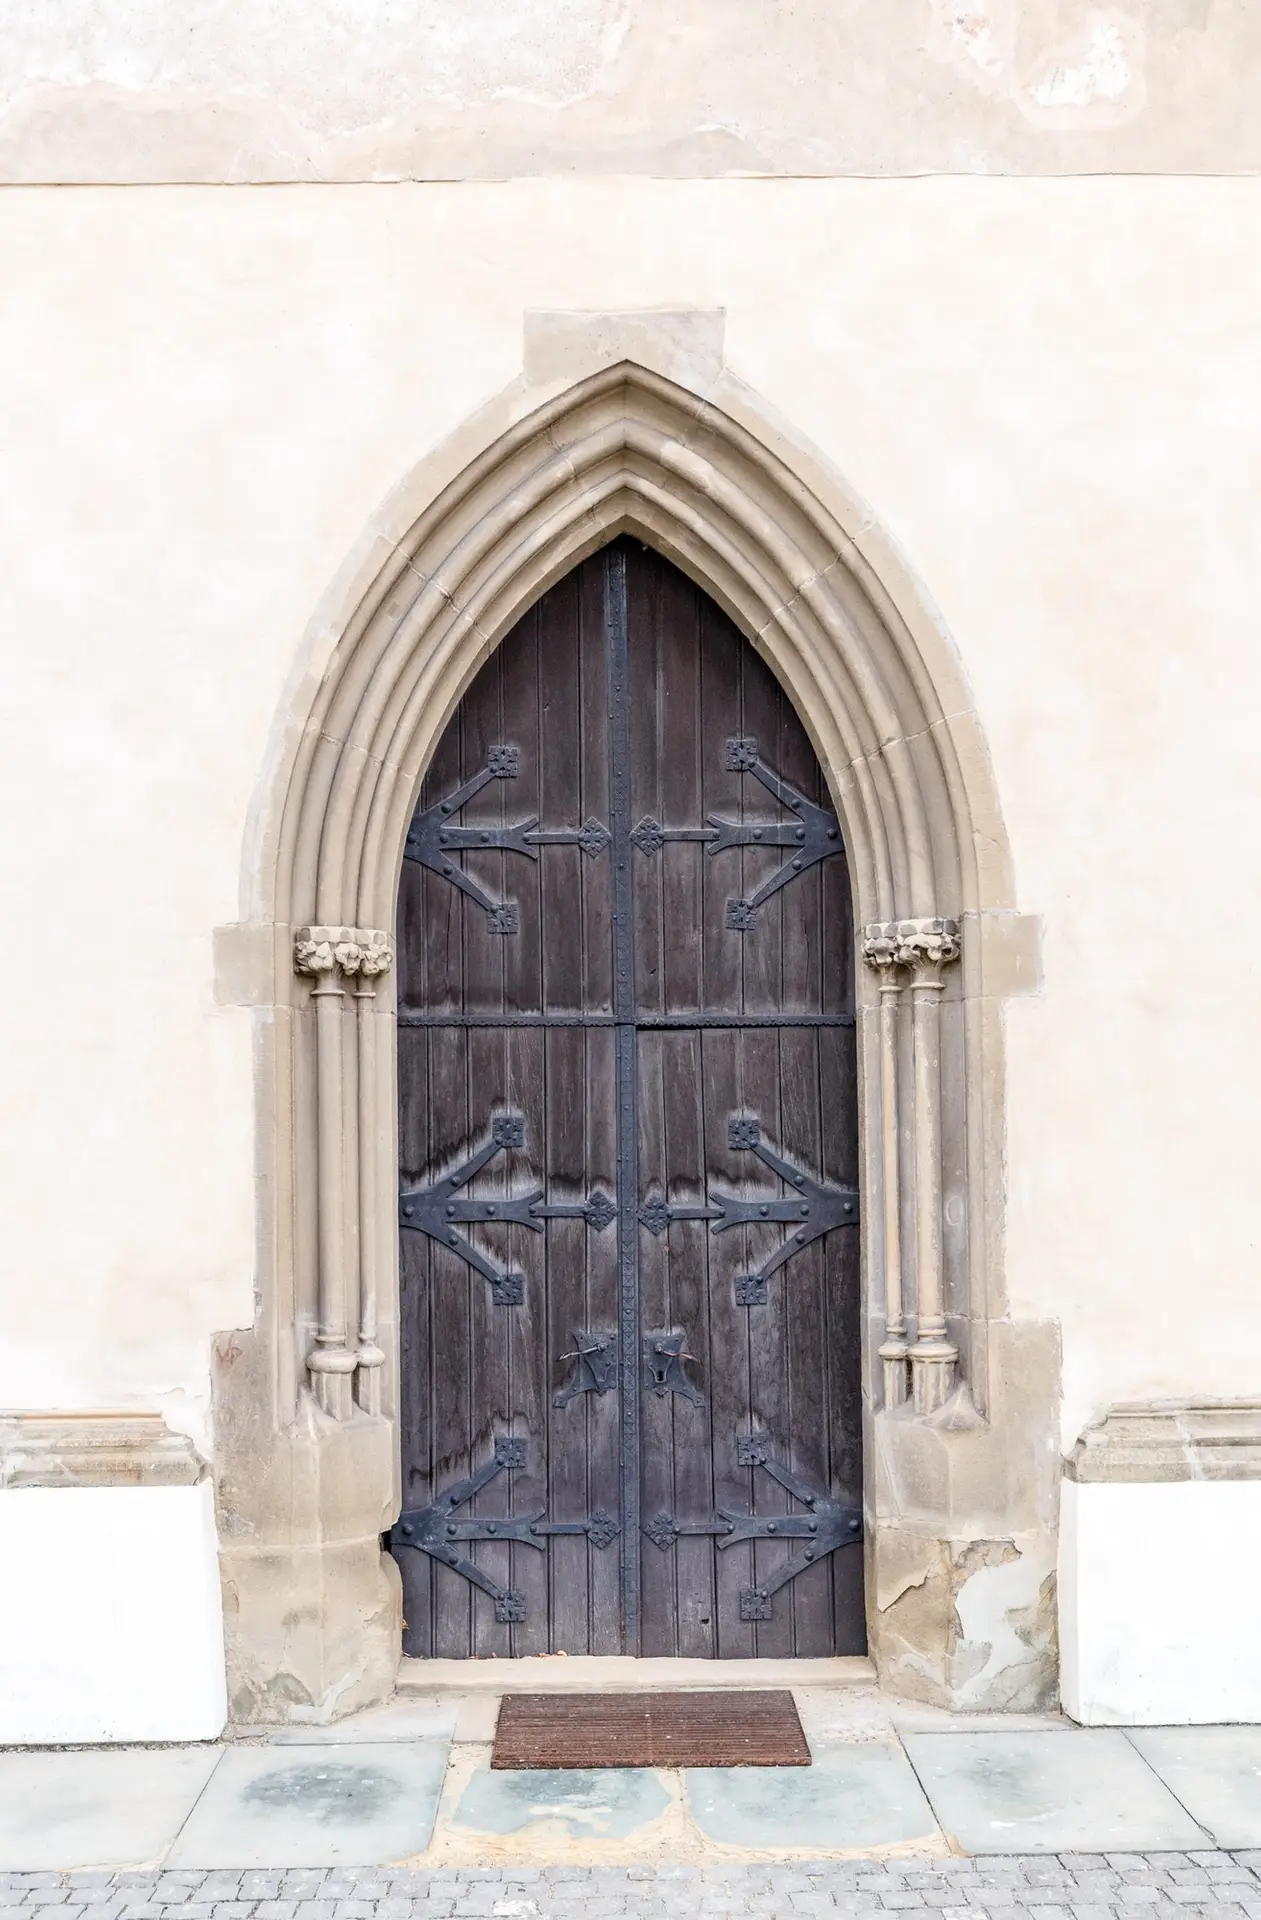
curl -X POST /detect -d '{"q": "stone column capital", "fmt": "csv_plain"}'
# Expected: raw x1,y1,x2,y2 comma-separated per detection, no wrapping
862,917,960,974
294,926,394,979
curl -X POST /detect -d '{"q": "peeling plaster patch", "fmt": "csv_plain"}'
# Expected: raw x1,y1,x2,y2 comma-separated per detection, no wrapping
925,0,1019,98
953,1538,1057,1709
159,1385,213,1464
934,1,1007,77
0,0,634,122
412,0,632,111
1021,12,1146,127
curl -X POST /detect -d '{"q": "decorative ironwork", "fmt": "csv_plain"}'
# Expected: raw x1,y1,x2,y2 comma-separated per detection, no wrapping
391,1435,536,1625
400,1115,619,1304
641,1429,862,1625
403,745,609,931
531,1509,622,1551
526,817,611,857
733,1436,863,1623
553,1331,618,1408
643,1332,705,1409
712,736,847,932
637,1191,722,1236
391,1437,620,1625
628,738,846,933
399,1112,536,1304
400,1011,855,1029
605,547,645,1653
714,1113,859,1306
631,815,717,857
531,1190,617,1232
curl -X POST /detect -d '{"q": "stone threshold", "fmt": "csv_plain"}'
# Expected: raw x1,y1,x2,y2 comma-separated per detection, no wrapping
396,1653,876,1692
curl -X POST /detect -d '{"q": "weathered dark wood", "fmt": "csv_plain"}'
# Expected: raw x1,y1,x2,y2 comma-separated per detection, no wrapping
393,539,864,1658
491,1690,811,1769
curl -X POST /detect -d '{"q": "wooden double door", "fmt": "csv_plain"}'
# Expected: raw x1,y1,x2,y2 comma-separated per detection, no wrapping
392,540,863,1658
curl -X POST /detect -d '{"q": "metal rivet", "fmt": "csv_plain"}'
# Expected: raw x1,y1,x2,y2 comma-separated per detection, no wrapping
401,1524,414,1538
808,1521,818,1533
805,1549,814,1561
445,1204,454,1217
796,1230,806,1242
828,826,838,839
795,827,805,842
752,827,763,840
844,1201,853,1213
442,863,453,875
446,1524,456,1537
487,1523,497,1535
448,1233,459,1245
403,1205,414,1218
800,1205,809,1217
793,1175,804,1188
487,1204,497,1216
792,857,802,870
767,1522,777,1533
759,1204,769,1217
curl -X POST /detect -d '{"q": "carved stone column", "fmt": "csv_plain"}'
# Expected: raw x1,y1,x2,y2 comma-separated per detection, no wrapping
861,923,909,1408
899,918,961,1414
350,932,393,1415
293,926,394,1419
862,916,961,1416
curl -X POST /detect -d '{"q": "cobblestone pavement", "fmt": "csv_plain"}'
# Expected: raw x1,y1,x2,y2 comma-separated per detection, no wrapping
6,1857,1261,1920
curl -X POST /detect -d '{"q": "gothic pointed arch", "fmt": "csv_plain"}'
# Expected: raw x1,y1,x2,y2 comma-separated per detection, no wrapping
217,330,1055,1724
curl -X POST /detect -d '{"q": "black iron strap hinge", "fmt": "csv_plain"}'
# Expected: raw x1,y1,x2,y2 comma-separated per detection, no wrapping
632,735,846,931
390,1438,620,1625
399,1112,616,1304
403,746,609,932
642,1429,861,1623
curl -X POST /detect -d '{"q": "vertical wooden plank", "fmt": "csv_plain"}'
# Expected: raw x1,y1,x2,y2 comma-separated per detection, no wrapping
533,570,590,1652
636,1027,675,1654
701,1024,754,1656
585,1024,622,1651
662,1028,717,1656
733,645,793,1655
694,590,755,1657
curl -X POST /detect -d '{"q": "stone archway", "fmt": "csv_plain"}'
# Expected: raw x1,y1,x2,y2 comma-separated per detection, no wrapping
214,312,1057,1724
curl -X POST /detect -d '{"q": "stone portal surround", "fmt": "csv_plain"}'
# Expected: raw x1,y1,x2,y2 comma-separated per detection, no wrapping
207,309,1055,1722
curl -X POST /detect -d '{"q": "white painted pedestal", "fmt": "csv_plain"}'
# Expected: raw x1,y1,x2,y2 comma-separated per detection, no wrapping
0,1482,227,1743
1059,1475,1261,1725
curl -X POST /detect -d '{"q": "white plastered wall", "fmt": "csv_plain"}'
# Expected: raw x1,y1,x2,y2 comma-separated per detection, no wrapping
1,181,1259,1523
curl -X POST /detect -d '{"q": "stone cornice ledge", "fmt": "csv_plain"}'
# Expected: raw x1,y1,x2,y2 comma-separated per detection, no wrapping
1067,1401,1261,1484
0,1413,205,1488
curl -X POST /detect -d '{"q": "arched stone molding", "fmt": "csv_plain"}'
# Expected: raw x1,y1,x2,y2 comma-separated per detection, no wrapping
215,312,1058,1723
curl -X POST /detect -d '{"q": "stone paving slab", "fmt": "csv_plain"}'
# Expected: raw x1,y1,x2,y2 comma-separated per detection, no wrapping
11,1699,1261,1871
0,1750,223,1873
1127,1732,1261,1850
166,1747,448,1870
5,1855,1261,1918
686,1743,937,1853
902,1733,1210,1855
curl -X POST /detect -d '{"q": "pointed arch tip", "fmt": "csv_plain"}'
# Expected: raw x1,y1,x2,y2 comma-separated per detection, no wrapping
260,345,1014,943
